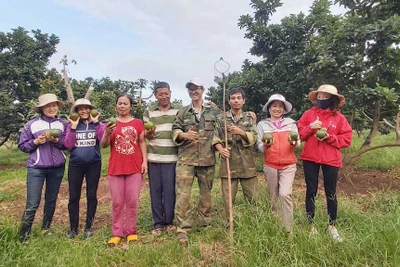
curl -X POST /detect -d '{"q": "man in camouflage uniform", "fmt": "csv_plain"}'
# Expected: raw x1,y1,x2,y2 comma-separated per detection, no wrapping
171,77,220,244
212,88,259,221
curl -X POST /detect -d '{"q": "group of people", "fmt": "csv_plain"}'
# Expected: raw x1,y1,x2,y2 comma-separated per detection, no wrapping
17,78,352,245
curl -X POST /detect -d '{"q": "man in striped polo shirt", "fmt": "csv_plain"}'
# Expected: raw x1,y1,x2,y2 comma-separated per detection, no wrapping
143,82,180,236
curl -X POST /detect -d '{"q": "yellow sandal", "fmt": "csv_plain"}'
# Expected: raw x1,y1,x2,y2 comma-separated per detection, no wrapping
107,236,122,247
127,234,138,243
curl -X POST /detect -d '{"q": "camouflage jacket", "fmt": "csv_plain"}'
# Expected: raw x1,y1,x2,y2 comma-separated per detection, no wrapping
212,110,257,178
172,102,220,166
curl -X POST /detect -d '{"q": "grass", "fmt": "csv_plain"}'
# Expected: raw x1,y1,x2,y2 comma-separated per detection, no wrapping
1,132,400,266
0,186,399,266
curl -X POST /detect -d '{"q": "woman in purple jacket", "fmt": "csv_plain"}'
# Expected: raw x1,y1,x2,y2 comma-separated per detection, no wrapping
63,99,105,239
18,93,68,243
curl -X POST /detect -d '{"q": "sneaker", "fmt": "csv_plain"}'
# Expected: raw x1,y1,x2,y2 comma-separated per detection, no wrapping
309,226,318,237
19,234,30,244
66,230,78,239
42,228,54,236
83,229,94,239
328,226,343,242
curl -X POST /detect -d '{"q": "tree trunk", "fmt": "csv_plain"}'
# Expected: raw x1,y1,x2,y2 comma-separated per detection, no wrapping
0,131,11,147
360,100,381,149
64,73,75,108
4,141,14,152
395,106,400,144
84,84,95,100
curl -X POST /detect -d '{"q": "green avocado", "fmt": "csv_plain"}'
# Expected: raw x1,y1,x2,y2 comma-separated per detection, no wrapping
69,112,79,121
49,129,61,138
105,117,118,125
90,109,99,117
289,131,299,141
262,133,273,143
144,121,154,130
316,128,327,139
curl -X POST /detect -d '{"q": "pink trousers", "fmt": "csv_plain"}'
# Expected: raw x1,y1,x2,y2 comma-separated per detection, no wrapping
108,173,142,237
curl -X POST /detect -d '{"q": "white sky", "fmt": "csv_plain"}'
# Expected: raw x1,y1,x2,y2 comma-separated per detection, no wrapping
1,0,345,105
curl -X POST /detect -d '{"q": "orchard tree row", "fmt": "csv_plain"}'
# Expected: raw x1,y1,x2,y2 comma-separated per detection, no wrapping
205,0,400,174
0,27,181,146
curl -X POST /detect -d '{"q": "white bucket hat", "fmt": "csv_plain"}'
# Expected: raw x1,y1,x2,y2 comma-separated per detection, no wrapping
71,98,96,112
33,93,64,113
185,77,204,89
262,94,293,114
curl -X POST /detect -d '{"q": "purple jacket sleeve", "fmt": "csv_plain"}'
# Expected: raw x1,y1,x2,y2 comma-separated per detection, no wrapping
96,122,106,140
18,122,38,153
64,124,77,150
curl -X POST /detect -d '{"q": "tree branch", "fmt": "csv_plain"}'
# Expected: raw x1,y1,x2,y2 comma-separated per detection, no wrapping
382,118,395,129
84,83,95,99
0,131,12,147
362,110,385,124
352,143,400,159
362,110,373,121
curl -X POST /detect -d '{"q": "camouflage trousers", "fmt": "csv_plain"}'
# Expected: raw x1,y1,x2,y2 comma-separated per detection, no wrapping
221,176,259,220
175,164,215,234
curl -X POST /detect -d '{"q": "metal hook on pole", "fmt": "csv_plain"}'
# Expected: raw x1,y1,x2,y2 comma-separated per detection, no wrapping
214,57,234,246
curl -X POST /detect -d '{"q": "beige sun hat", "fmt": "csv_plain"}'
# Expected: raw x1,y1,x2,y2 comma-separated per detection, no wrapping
308,84,345,107
33,93,64,113
71,98,96,113
262,94,293,114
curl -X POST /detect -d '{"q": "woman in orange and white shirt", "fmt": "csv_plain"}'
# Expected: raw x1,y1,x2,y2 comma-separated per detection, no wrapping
257,94,299,233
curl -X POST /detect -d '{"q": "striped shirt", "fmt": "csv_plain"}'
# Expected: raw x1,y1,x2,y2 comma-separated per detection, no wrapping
143,104,180,163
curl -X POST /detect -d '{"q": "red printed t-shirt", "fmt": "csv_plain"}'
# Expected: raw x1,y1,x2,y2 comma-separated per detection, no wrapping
108,119,144,175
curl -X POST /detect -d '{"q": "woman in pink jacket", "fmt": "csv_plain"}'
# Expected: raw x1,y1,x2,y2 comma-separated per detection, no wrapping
298,84,352,242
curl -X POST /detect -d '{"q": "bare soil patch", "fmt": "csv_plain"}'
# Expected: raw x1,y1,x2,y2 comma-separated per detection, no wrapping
1,165,400,230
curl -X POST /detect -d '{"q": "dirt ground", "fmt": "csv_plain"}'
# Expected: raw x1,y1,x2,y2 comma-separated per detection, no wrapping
1,165,400,229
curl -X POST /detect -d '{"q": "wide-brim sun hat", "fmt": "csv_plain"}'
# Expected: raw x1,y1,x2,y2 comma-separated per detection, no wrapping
262,94,293,114
308,84,345,107
71,98,96,112
33,93,64,113
185,77,204,89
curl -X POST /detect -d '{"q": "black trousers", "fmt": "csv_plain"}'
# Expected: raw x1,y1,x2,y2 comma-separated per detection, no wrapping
303,160,339,225
67,161,101,232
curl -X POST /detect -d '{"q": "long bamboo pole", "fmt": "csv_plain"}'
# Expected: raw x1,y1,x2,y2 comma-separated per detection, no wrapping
222,73,234,246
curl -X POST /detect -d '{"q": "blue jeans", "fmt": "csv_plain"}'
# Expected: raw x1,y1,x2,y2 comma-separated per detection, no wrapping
20,166,65,237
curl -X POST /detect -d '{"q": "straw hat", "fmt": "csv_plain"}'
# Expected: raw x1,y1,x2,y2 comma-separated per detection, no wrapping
308,84,345,107
262,94,293,114
33,93,64,113
71,98,96,113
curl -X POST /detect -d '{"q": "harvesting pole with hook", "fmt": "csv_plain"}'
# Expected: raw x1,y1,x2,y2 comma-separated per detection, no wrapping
214,57,233,246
